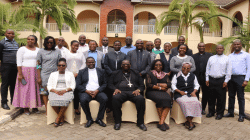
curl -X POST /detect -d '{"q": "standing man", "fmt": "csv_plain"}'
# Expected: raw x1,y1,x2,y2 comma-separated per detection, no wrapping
109,60,146,131
78,34,89,53
0,29,19,110
55,37,69,57
145,41,156,63
192,43,213,115
97,37,114,55
126,39,151,78
120,36,136,55
224,39,250,122
171,36,193,56
152,38,164,54
76,57,108,128
205,45,232,120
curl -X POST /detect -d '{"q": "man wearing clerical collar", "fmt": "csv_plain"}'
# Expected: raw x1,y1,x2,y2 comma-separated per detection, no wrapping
108,60,147,131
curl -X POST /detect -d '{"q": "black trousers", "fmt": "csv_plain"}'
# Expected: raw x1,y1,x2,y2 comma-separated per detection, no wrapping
112,91,145,124
228,75,245,117
73,78,79,110
1,63,17,104
208,76,226,115
79,92,108,121
104,87,112,110
197,77,211,111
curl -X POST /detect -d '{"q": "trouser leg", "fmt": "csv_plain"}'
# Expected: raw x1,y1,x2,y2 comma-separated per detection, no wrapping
201,82,210,111
130,94,145,125
9,65,17,104
228,80,237,114
216,84,226,115
112,92,127,124
104,88,112,110
79,92,93,120
208,78,216,115
95,92,108,120
1,64,11,104
236,84,245,117
73,89,79,110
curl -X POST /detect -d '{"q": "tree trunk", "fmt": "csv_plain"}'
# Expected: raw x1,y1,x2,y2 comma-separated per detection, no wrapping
185,26,188,45
39,14,45,48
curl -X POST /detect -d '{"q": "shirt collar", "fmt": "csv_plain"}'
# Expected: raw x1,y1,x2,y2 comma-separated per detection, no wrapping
88,50,97,53
163,52,170,55
79,43,87,47
153,48,163,51
233,50,243,54
181,72,190,78
115,51,121,54
88,68,96,71
102,46,108,48
5,37,14,41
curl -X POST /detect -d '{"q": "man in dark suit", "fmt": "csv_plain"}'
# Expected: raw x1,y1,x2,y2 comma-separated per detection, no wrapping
126,39,151,78
76,57,108,128
108,60,147,131
171,36,193,56
192,43,213,115
104,40,126,112
96,37,114,55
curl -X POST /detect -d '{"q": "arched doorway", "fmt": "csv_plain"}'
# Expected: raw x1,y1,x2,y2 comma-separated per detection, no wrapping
134,12,156,34
203,18,222,37
77,10,99,33
107,9,126,33
231,11,243,36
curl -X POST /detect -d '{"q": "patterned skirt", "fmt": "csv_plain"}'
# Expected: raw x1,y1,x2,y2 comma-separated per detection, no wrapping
12,67,42,108
49,90,74,107
176,95,202,117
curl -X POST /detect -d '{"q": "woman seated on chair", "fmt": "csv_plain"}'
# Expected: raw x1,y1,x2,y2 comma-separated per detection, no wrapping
171,62,201,130
47,58,75,127
146,59,172,131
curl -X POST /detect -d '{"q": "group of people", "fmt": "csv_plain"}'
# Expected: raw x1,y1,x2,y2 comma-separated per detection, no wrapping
0,29,249,132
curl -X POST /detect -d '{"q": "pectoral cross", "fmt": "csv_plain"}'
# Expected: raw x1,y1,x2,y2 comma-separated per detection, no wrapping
128,82,133,87
185,83,188,86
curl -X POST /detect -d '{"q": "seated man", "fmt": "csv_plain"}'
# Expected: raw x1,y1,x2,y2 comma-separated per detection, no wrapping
76,57,108,128
171,62,201,130
108,60,147,131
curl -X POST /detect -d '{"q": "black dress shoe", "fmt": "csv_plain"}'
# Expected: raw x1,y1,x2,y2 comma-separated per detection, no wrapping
157,124,167,131
96,120,106,127
164,123,169,130
114,123,121,130
137,124,147,131
215,114,223,120
85,120,94,128
1,104,10,110
223,113,234,117
206,113,214,118
238,116,244,122
188,125,195,130
201,110,206,115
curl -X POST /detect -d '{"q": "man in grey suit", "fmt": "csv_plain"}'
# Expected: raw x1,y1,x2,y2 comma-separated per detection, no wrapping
171,36,193,56
83,40,104,69
126,39,151,78
96,37,114,55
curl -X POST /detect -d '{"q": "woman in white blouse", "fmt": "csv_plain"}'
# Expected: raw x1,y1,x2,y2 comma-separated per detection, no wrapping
63,40,86,115
13,35,42,115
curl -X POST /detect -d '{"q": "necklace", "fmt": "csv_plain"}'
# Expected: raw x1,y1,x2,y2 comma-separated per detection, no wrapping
123,74,133,87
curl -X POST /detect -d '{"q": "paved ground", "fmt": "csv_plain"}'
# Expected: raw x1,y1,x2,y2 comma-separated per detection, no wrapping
0,107,250,140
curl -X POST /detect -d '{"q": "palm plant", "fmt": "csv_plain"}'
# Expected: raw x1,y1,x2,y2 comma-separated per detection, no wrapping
0,2,45,46
155,0,220,44
16,0,79,47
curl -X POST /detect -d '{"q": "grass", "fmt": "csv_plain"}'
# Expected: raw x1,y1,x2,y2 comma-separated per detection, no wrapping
245,82,250,92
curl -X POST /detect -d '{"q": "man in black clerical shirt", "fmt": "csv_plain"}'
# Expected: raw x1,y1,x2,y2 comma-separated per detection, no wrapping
108,60,147,131
171,36,193,56
192,43,213,115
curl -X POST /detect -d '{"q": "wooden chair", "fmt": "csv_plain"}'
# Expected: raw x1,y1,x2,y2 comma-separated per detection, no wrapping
47,101,74,125
80,100,107,124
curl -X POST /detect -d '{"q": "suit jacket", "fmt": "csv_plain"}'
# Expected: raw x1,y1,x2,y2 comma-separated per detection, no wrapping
171,46,193,56
108,69,145,93
104,51,126,76
76,67,107,93
97,46,114,53
126,49,151,75
192,52,213,82
83,50,104,69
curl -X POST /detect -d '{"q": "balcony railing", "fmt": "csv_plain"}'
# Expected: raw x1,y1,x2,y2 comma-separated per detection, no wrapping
134,25,155,34
46,23,70,32
231,26,241,36
107,24,126,33
202,28,222,37
164,26,178,35
79,23,99,33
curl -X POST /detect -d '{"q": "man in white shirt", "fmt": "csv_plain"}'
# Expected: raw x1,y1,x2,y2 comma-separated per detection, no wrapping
55,37,69,57
78,34,89,53
76,57,108,128
205,45,232,120
97,37,114,55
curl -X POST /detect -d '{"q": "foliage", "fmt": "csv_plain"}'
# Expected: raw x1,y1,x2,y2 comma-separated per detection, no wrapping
155,0,221,44
0,2,45,46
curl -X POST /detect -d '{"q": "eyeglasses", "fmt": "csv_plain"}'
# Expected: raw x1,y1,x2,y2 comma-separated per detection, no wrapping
136,43,143,45
58,65,66,67
47,42,54,45
58,39,64,42
122,64,130,66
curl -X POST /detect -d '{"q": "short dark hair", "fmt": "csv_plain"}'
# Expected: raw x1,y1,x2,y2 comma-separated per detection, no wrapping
71,40,79,46
114,40,121,45
177,44,189,52
43,36,56,50
86,57,95,62
27,35,38,45
88,40,98,46
154,38,161,43
58,58,66,64
151,59,165,70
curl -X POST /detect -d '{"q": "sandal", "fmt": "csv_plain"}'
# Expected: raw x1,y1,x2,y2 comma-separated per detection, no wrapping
54,118,60,127
59,116,65,126
184,121,190,129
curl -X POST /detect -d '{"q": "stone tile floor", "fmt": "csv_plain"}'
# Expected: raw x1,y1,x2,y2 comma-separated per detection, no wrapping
0,107,250,140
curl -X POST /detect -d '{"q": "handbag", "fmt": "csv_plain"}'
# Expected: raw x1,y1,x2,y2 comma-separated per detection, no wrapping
39,87,49,95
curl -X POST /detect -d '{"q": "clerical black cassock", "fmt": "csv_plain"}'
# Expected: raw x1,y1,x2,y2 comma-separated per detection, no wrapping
108,69,145,125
